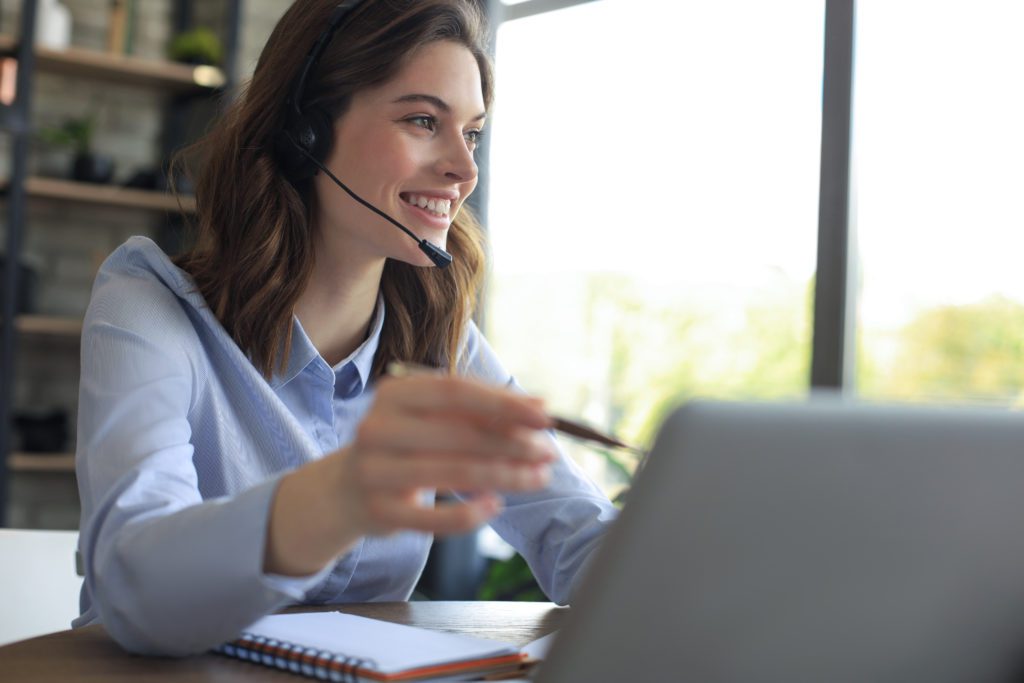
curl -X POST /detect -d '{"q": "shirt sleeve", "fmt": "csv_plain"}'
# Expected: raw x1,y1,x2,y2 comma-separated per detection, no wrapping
458,322,618,605
75,266,330,656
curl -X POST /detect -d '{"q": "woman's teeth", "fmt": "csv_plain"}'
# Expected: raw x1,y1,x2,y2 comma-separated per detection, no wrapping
402,193,451,217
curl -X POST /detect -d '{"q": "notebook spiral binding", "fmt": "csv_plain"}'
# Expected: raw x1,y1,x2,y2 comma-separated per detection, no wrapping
216,632,378,682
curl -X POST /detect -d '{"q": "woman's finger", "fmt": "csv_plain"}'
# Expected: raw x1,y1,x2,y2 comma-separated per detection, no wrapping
355,412,556,462
365,493,504,536
375,374,550,429
353,449,552,493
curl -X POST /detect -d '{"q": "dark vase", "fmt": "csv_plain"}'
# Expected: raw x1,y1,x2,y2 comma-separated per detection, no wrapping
71,153,115,184
13,409,69,453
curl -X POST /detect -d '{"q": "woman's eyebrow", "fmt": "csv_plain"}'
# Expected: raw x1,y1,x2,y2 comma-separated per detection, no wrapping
391,93,486,122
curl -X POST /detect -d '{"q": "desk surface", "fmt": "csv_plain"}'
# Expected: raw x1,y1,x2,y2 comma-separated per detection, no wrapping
0,601,568,682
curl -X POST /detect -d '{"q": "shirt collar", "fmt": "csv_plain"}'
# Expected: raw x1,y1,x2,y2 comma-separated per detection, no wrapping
334,294,385,397
269,294,386,393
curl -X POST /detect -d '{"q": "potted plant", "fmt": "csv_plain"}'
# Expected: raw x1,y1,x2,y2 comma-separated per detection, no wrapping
37,117,115,184
167,27,223,66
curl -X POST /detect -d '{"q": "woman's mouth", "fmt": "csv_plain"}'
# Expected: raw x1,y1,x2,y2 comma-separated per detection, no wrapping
400,192,452,218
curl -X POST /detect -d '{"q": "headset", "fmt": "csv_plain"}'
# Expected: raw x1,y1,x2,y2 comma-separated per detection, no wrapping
275,0,454,268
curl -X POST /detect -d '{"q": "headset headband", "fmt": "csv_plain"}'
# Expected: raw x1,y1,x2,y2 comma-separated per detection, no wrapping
288,0,366,118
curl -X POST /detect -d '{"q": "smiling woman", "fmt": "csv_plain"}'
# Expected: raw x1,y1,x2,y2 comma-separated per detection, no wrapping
71,0,616,659
179,1,496,379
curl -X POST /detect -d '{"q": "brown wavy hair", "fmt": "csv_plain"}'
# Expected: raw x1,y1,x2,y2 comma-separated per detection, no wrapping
173,0,492,378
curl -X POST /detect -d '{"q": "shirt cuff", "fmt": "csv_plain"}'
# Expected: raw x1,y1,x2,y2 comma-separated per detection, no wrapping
261,565,336,601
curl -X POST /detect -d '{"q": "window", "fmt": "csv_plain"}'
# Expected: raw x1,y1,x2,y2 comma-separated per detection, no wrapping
853,1,1024,406
486,0,826,494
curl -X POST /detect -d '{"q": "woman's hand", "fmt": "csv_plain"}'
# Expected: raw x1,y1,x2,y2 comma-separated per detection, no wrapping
264,373,555,576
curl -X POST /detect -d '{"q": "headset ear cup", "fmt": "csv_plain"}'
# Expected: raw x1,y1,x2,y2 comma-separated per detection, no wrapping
305,107,334,170
277,107,334,182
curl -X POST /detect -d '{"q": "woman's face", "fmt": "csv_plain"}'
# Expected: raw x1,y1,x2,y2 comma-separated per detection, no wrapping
314,40,486,268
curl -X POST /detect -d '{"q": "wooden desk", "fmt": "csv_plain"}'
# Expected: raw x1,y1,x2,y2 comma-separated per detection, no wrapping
0,601,568,682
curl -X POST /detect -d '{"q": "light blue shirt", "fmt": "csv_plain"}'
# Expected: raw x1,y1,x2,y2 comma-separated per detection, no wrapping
73,237,616,656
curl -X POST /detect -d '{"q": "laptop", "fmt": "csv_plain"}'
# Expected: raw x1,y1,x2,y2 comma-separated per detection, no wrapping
537,399,1024,683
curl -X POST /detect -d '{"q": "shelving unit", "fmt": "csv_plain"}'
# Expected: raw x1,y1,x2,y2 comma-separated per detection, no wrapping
13,314,82,338
0,34,225,91
2,177,196,212
8,452,75,473
0,0,242,527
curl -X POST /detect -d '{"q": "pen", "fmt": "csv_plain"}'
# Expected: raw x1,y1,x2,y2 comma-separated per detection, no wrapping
385,361,646,456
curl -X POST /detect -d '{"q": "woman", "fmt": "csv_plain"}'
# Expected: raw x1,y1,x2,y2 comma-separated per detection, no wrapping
74,0,615,656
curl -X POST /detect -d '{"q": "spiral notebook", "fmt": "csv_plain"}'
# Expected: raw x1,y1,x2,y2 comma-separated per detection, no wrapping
214,611,531,681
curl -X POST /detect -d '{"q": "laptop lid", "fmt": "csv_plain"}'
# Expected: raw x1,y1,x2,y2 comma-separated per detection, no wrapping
538,399,1024,683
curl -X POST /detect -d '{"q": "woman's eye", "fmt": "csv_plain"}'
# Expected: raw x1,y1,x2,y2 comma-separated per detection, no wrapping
408,115,437,131
465,129,485,147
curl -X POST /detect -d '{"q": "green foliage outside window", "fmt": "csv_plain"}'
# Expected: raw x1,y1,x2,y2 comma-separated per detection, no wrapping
860,296,1024,405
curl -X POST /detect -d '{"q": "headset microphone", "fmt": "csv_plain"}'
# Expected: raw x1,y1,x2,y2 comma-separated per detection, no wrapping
288,136,454,269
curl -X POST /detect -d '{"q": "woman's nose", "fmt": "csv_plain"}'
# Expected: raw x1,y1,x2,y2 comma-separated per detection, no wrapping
435,135,478,183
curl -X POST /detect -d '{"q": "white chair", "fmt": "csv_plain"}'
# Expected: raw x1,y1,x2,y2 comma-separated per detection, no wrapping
0,529,82,646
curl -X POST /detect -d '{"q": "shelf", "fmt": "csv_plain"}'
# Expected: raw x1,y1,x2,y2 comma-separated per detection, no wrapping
13,315,82,339
0,35,225,92
8,452,75,473
1,177,196,213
